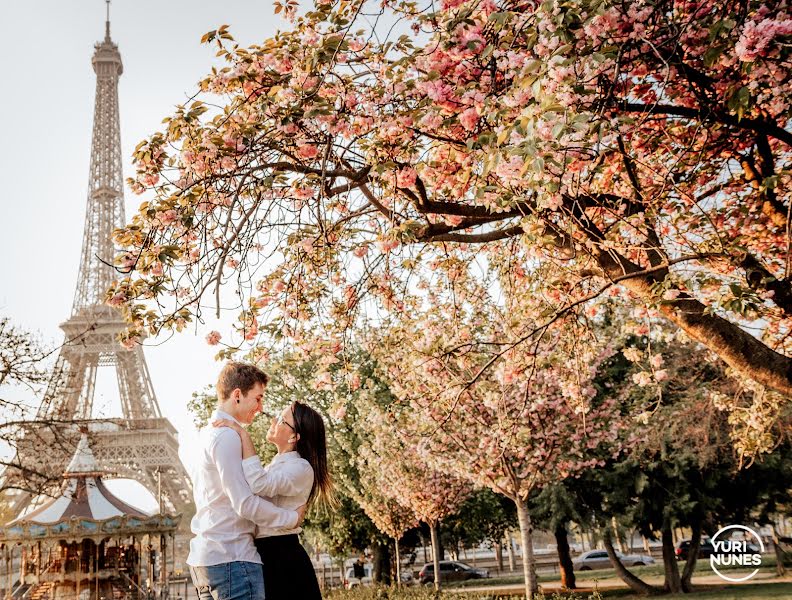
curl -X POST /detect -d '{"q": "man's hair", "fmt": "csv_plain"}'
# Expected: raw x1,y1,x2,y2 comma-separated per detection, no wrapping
216,361,269,401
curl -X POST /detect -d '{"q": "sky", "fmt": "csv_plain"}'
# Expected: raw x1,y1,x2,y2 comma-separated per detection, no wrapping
0,0,290,512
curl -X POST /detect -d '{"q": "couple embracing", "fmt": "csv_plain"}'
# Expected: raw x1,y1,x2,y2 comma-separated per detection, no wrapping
187,362,333,600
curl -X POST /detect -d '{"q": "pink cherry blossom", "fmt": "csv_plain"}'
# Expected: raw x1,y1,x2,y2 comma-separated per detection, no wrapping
297,143,319,159
458,107,479,131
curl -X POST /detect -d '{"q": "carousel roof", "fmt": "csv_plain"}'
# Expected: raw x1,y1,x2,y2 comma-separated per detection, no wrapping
9,434,149,525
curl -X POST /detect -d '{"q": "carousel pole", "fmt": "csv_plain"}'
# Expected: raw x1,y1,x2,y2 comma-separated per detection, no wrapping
159,535,167,600
36,542,42,579
94,542,99,600
76,544,82,600
148,538,154,600
138,537,144,600
5,546,12,600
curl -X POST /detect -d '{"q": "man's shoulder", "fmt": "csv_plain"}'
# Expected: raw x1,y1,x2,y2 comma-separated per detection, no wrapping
200,424,241,449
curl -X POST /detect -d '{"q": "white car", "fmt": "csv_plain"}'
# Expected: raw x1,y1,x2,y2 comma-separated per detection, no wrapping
345,565,373,588
573,549,655,571
344,564,415,588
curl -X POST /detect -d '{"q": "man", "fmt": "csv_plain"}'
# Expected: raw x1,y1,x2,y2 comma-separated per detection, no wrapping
188,362,306,600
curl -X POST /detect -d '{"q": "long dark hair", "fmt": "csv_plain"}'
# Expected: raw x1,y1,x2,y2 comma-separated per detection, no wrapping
291,401,335,508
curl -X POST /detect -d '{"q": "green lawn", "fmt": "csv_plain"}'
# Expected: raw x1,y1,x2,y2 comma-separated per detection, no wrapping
448,554,784,589
581,581,792,600
324,580,792,599
325,553,791,599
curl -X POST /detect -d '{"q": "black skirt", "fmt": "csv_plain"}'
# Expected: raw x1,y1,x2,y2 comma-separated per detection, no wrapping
255,534,322,600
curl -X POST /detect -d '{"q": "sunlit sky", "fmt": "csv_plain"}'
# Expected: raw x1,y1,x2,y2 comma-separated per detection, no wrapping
0,0,289,512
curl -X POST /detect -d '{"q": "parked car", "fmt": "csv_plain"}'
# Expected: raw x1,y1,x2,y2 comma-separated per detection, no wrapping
418,561,489,585
675,538,715,561
573,549,656,571
675,537,760,561
344,564,373,589
344,564,415,588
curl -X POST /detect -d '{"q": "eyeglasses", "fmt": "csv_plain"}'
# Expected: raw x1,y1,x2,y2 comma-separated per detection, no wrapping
275,413,296,432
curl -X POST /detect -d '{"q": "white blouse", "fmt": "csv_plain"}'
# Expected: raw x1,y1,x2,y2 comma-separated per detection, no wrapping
242,451,314,538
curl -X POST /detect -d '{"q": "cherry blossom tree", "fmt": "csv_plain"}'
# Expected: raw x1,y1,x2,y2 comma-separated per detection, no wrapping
353,462,418,587
356,403,471,591
575,336,792,594
366,293,623,598
111,0,792,405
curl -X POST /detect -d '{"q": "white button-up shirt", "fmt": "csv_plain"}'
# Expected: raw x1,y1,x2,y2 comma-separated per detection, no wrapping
242,451,313,538
187,410,299,566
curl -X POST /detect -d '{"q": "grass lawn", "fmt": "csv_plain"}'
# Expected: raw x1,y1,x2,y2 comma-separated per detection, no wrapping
324,580,792,599
567,581,792,599
448,553,785,589
325,553,791,599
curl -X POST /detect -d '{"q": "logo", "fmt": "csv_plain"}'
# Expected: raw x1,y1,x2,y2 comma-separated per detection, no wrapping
709,525,764,582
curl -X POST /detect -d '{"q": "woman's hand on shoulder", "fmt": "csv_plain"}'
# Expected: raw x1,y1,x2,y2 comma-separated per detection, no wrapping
212,418,244,435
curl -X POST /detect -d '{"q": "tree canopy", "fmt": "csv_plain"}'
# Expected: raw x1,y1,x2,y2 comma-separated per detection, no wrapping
112,0,792,405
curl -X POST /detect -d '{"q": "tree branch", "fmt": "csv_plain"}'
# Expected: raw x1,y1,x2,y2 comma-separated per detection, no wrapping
619,102,792,148
424,225,524,243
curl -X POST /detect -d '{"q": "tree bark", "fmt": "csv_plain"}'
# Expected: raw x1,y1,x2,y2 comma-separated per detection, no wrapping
437,527,445,561
681,520,702,592
612,516,627,553
515,498,538,599
494,540,503,574
394,537,401,589
372,541,391,585
554,522,576,590
603,530,660,596
608,257,792,397
506,530,516,572
429,520,441,591
662,522,682,593
771,522,787,577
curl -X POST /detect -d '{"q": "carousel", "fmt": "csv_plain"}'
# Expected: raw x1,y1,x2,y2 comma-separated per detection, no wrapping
1,435,181,600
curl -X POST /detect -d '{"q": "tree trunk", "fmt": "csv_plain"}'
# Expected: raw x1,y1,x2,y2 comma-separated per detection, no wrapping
372,541,391,585
419,532,428,564
662,522,682,593
561,199,792,396
616,266,792,397
603,529,660,595
394,537,401,589
554,522,576,590
494,540,503,574
437,527,445,561
515,498,538,599
590,526,601,550
612,516,627,554
681,520,702,592
506,530,516,572
429,520,441,591
771,522,787,577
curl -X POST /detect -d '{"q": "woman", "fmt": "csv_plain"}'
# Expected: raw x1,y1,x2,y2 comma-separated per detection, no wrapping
214,401,333,600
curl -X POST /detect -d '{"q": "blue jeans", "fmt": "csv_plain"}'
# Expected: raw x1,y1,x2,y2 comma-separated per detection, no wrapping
190,562,265,600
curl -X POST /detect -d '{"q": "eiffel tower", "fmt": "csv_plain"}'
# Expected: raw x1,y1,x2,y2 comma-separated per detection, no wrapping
0,5,194,527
